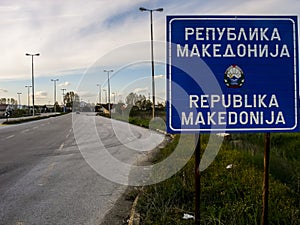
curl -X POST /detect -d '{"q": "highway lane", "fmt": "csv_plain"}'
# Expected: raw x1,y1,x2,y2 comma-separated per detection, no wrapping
0,114,73,195
0,113,164,225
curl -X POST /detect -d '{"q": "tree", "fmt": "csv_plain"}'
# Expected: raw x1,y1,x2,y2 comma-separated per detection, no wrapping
54,102,61,112
143,99,152,110
2,98,17,106
126,92,138,106
64,91,80,110
10,98,17,106
125,92,151,110
0,98,6,104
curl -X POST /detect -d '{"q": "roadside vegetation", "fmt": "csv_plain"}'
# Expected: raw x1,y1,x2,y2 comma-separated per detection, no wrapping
97,92,166,131
137,133,300,225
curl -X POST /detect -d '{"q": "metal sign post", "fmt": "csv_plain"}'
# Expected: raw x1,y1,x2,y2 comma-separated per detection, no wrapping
194,134,201,225
262,133,271,225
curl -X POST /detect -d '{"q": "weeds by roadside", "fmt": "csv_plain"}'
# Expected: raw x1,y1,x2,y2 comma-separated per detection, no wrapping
137,133,300,225
98,111,300,224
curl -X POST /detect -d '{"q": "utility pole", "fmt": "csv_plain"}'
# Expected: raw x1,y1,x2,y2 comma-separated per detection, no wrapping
51,78,59,112
104,70,113,113
97,84,101,104
61,88,66,113
17,92,22,109
25,53,40,116
139,7,163,119
25,85,32,114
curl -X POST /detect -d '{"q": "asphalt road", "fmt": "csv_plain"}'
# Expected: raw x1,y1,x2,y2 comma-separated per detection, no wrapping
0,113,164,225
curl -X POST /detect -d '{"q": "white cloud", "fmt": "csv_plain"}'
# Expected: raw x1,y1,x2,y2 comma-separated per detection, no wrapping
35,91,48,99
134,87,148,93
154,74,165,80
77,91,96,99
0,88,8,93
58,82,71,87
0,0,155,80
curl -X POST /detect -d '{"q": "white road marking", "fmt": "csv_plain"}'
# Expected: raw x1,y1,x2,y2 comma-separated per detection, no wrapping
66,133,70,139
21,129,30,133
58,129,72,151
5,135,15,139
59,143,64,150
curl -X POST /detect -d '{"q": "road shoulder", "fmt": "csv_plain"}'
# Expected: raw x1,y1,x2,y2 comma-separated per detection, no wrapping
99,135,172,225
100,187,136,225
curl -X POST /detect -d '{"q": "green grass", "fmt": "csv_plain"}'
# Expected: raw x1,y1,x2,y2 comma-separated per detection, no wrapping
137,133,300,225
99,110,166,131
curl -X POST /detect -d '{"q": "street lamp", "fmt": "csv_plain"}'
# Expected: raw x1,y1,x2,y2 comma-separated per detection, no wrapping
139,7,163,119
103,89,107,103
112,92,116,104
17,92,22,109
96,84,101,104
25,85,32,114
61,88,66,113
51,78,59,112
104,69,113,113
26,53,40,116
118,94,123,103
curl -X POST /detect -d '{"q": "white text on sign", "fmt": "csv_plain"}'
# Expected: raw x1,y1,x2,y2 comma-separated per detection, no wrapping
181,94,285,126
177,27,290,58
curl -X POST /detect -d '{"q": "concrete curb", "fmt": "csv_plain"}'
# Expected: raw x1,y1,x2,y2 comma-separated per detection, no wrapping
0,113,62,125
127,133,175,225
155,129,175,139
128,194,140,225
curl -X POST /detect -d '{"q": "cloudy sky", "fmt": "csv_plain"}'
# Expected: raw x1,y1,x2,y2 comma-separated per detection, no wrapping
0,0,299,105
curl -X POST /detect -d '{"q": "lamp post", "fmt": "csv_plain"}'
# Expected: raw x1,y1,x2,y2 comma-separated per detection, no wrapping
139,7,163,119
96,84,101,104
51,78,59,112
17,92,22,109
103,89,107,103
25,85,32,114
104,69,113,113
26,53,40,116
61,88,66,113
112,92,116,104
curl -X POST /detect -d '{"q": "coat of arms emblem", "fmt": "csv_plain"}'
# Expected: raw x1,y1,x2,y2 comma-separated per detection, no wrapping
224,65,245,88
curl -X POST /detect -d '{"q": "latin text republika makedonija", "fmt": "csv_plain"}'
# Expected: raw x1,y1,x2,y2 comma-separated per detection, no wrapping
181,94,286,126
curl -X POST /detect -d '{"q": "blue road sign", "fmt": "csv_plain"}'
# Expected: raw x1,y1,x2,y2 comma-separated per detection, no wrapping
166,16,299,133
